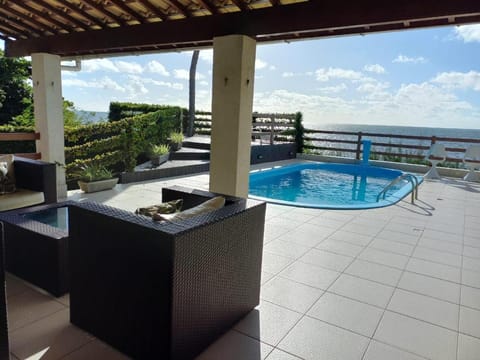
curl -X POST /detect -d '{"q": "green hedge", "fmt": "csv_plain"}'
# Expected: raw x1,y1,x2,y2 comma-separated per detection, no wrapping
65,107,182,178
109,102,186,122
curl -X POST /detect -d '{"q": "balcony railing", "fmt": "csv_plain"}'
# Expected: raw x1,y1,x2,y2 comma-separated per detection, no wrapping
0,132,41,159
304,129,480,164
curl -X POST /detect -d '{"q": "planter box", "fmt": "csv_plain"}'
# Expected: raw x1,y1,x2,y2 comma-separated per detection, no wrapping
78,178,118,193
150,153,169,167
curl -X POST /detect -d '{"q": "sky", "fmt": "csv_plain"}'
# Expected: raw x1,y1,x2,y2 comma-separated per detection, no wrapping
2,24,480,129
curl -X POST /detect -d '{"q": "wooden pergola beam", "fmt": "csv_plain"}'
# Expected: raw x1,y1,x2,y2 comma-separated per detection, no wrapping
109,0,146,23
6,0,480,57
35,0,88,31
136,0,167,21
12,1,72,34
81,0,128,26
54,0,107,28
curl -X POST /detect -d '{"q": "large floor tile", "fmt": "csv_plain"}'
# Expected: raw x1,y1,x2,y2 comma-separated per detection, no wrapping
7,288,66,332
326,230,373,246
358,248,409,270
264,239,311,260
412,247,462,268
341,223,383,237
458,334,480,360
387,289,459,331
234,301,302,346
462,269,480,289
265,349,302,360
461,285,480,310
345,259,403,286
10,308,93,360
278,316,369,360
61,340,130,360
363,340,427,360
463,257,480,273
368,238,415,256
422,229,463,244
398,271,460,304
299,248,354,272
406,258,461,283
261,277,323,313
279,261,340,290
196,330,273,360
307,292,383,337
374,311,458,360
459,306,480,339
375,229,420,245
262,252,295,275
315,238,364,257
329,274,395,308
417,237,463,255
464,245,480,259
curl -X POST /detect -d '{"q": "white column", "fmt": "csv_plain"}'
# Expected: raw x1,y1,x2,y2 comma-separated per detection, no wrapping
31,53,66,199
209,35,256,198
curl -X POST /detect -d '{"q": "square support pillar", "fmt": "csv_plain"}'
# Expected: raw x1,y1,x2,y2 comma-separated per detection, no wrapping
32,53,67,200
209,35,256,198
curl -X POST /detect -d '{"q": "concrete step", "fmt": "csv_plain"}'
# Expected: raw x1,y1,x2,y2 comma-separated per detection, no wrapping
169,147,210,161
181,141,211,150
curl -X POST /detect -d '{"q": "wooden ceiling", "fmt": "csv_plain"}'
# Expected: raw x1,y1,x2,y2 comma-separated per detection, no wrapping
2,0,480,59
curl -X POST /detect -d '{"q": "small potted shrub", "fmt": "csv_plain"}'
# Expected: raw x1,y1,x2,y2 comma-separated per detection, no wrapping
169,132,184,151
75,163,118,193
149,144,170,166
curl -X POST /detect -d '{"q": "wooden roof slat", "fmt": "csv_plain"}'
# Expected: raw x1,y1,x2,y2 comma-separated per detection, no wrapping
230,0,249,11
34,0,88,31
81,0,128,26
0,20,33,39
2,2,59,34
0,11,44,37
12,2,71,34
135,0,167,20
108,0,146,23
164,0,190,17
195,0,218,14
4,0,480,58
55,0,107,28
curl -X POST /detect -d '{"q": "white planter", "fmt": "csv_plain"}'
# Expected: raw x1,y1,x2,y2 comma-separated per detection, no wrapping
78,178,119,193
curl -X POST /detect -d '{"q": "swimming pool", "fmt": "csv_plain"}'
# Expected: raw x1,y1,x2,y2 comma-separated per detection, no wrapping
249,162,422,209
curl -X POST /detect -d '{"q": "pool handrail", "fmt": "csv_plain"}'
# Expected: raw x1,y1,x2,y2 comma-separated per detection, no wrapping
376,173,419,204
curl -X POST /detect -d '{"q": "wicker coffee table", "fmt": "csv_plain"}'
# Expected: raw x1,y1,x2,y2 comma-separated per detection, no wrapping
0,202,73,297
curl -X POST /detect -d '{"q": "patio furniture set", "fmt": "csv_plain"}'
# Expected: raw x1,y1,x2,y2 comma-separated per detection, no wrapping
0,157,266,360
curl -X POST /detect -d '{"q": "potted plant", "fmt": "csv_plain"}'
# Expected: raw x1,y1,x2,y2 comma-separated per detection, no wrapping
149,144,170,166
169,132,184,151
75,163,118,193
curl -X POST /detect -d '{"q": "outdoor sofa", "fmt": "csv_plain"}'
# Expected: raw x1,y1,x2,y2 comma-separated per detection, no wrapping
0,156,57,212
68,186,266,360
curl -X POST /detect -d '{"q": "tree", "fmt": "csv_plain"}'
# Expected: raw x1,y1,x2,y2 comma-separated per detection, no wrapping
187,50,200,137
0,50,32,125
11,98,82,127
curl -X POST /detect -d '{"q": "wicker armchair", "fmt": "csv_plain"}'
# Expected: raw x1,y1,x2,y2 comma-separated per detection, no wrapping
69,186,266,360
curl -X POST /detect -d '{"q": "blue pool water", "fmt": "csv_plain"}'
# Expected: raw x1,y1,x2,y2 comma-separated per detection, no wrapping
249,163,422,209
22,207,69,231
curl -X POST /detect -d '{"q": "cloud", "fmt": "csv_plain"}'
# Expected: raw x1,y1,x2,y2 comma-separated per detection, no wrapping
282,72,295,78
315,67,364,82
173,69,205,80
357,82,390,93
454,24,480,43
318,84,348,93
127,75,184,90
199,50,213,64
146,60,170,76
115,60,143,74
364,64,386,74
392,54,427,64
82,59,143,74
63,76,126,92
432,71,480,91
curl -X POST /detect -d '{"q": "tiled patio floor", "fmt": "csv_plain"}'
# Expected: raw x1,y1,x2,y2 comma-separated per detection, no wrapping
5,161,480,360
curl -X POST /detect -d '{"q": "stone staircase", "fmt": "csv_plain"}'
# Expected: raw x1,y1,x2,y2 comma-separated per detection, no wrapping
169,140,210,161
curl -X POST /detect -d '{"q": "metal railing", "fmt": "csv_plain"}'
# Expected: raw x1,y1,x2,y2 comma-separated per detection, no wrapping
376,173,419,204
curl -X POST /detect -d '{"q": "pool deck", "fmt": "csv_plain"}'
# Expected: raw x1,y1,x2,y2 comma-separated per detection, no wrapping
5,159,480,360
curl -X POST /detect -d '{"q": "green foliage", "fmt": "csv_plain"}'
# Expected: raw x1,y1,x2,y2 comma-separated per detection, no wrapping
73,163,113,182
0,50,32,125
10,99,82,127
169,131,184,144
149,144,170,157
108,102,186,123
0,124,36,154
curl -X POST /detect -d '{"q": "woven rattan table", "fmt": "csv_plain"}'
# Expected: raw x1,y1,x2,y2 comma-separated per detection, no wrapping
0,201,74,297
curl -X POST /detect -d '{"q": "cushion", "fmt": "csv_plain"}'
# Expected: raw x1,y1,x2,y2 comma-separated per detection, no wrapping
135,199,183,217
153,196,225,222
0,154,15,184
0,188,44,211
